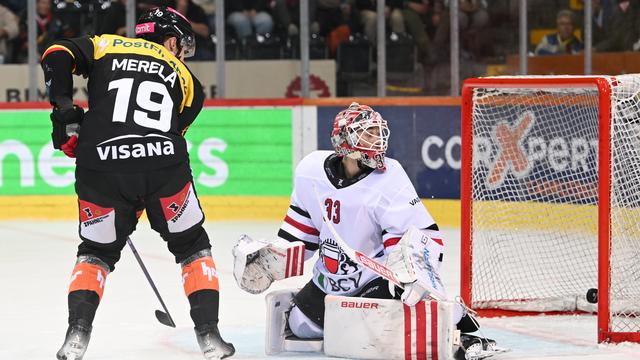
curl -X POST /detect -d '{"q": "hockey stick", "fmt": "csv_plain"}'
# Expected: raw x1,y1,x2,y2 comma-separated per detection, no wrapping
311,183,405,288
126,237,176,328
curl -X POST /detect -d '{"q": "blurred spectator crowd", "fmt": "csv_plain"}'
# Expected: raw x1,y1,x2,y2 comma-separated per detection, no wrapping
1,0,639,94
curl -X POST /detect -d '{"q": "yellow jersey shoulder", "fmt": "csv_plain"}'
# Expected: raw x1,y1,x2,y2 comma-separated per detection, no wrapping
90,34,195,109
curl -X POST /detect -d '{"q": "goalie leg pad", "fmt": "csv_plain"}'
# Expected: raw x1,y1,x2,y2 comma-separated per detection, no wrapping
265,289,323,355
324,296,457,360
291,280,326,327
289,306,324,339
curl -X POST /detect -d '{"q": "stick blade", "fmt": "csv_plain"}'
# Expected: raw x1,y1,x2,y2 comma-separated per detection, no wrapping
155,310,176,328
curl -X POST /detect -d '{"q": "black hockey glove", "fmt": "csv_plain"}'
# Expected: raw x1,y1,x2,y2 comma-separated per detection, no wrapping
50,105,84,158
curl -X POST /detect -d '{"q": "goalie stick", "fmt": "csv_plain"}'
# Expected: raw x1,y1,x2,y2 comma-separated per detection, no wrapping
311,183,445,301
127,237,176,328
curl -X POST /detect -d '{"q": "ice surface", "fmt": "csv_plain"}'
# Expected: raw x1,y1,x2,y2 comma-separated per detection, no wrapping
0,220,638,359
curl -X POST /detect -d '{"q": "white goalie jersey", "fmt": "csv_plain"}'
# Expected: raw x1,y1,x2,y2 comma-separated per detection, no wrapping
277,150,437,296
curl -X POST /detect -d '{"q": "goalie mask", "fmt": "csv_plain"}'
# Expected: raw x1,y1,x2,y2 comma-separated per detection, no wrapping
136,6,196,58
331,102,390,170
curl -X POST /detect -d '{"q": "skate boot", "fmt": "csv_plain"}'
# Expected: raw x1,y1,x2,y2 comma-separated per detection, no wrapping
195,323,235,359
454,334,498,360
56,320,92,360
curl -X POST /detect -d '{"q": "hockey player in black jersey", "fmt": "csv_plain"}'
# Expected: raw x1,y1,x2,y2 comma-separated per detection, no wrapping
42,6,234,360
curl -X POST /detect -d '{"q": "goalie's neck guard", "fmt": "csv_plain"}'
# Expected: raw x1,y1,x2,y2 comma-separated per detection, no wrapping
323,153,374,189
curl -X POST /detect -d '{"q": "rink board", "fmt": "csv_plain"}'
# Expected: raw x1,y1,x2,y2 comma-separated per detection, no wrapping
0,195,459,226
0,101,464,224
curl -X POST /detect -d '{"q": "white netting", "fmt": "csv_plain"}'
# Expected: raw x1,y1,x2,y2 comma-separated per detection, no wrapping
468,75,640,336
608,76,640,333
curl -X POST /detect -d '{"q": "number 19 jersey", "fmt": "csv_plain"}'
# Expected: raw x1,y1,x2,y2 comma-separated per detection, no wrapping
277,151,436,296
43,34,204,172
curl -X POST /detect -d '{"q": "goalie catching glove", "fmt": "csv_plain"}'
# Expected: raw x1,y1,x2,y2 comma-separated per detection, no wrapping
385,225,447,306
232,235,305,294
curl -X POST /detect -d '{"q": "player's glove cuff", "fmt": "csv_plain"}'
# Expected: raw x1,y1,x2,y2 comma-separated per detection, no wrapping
51,105,84,156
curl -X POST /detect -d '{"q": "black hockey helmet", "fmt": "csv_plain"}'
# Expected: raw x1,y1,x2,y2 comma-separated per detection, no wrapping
136,6,195,58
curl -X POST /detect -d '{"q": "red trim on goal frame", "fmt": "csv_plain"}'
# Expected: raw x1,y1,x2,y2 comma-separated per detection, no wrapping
596,78,612,344
604,332,640,343
460,76,631,344
472,309,591,318
460,83,474,315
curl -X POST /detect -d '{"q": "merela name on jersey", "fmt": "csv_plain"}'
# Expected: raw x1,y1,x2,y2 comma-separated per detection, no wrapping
112,58,178,88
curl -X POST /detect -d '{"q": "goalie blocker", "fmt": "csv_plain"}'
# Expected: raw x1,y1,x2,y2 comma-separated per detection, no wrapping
265,290,458,360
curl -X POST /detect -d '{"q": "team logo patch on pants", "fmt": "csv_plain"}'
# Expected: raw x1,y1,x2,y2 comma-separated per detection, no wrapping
159,182,203,233
78,199,116,244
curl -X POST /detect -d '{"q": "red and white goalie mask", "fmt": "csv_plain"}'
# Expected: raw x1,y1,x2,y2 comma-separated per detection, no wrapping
330,102,390,170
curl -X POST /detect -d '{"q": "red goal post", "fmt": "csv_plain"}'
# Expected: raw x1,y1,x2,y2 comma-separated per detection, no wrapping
460,75,640,343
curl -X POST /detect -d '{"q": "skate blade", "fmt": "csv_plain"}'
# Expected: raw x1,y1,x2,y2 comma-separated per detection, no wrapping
202,345,235,360
57,352,81,360
469,347,510,360
487,345,510,353
202,351,226,360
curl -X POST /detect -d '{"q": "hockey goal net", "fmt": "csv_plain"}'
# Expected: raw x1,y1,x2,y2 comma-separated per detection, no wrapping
461,75,640,343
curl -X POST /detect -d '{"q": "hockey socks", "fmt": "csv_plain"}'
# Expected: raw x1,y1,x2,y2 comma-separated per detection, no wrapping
181,250,221,327
67,255,109,325
188,289,220,327
181,250,235,359
68,291,100,326
58,255,109,360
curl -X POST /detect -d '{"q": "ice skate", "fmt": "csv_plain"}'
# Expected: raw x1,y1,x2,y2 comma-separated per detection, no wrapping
56,320,92,360
195,323,235,359
455,334,507,360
